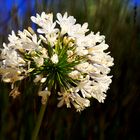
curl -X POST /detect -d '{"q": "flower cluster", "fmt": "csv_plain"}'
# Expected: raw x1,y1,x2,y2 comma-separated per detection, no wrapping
0,12,114,112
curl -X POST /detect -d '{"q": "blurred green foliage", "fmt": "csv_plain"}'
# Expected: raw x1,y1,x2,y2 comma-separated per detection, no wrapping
0,0,140,140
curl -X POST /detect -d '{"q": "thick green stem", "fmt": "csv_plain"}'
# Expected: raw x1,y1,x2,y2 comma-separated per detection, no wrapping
31,101,48,140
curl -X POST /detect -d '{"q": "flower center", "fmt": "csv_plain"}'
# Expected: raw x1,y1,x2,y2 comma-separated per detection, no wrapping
25,36,83,90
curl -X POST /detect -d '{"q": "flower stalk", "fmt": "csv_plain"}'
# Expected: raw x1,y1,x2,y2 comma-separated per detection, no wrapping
31,94,49,140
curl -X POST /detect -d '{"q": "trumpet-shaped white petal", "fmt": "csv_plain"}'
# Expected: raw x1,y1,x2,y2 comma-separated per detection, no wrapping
57,12,76,35
68,22,89,37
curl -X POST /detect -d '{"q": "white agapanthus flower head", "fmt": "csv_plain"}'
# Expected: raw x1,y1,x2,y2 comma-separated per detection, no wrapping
0,12,114,112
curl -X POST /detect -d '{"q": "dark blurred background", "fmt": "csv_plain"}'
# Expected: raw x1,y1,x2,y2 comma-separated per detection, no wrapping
0,0,140,140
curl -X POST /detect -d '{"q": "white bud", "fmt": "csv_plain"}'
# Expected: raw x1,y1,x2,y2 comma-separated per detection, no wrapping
41,77,47,83
51,54,59,64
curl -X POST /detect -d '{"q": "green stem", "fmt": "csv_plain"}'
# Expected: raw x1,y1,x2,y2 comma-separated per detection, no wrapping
31,101,48,140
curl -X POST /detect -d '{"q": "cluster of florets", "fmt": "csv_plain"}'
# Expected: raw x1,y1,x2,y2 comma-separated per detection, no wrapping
0,12,114,112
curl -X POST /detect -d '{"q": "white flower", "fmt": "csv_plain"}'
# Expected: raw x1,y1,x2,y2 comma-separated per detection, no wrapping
0,12,114,112
8,31,21,48
86,32,105,46
0,68,25,84
18,31,41,51
31,13,59,46
33,57,44,67
37,22,58,35
45,33,58,46
68,70,82,79
75,62,95,74
1,43,10,59
70,92,90,112
57,12,76,35
39,47,48,58
38,87,51,104
32,34,41,46
75,76,93,98
1,45,25,68
88,52,114,67
68,22,89,37
57,89,90,112
31,12,53,27
33,75,43,83
9,87,20,98
57,91,71,108
91,75,112,93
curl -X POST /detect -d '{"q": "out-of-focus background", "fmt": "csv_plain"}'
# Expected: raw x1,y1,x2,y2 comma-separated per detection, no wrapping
0,0,140,140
